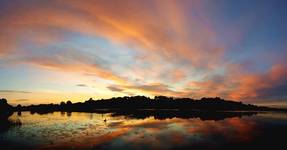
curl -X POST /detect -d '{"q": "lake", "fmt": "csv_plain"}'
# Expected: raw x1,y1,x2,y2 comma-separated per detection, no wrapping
1,111,287,150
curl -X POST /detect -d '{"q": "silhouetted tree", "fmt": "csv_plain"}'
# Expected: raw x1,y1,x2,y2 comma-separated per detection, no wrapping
66,101,72,105
60,101,66,106
0,98,12,112
0,98,8,105
0,98,21,134
0,98,14,126
16,104,22,111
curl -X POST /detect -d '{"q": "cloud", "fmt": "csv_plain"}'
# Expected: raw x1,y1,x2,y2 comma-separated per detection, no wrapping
27,58,126,84
9,47,128,84
187,76,232,98
126,83,172,94
109,83,184,97
169,69,187,83
107,86,124,92
0,0,221,97
0,90,32,94
0,0,286,103
13,99,30,102
0,0,222,68
223,64,281,100
186,64,287,101
76,84,87,87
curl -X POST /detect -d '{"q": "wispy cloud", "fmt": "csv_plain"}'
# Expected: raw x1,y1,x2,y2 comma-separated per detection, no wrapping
0,0,286,103
186,64,287,101
76,84,88,87
13,99,30,102
107,86,124,92
108,83,184,97
0,90,32,94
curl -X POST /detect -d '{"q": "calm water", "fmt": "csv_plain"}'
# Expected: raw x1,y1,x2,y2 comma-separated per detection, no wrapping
1,111,287,150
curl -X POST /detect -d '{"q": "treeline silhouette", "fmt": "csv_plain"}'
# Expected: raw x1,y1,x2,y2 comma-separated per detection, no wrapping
14,96,277,113
0,96,283,122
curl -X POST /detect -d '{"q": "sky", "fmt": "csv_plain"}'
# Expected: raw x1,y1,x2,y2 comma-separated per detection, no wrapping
0,0,287,106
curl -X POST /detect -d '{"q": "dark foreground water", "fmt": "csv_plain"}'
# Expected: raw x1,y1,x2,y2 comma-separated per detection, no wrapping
0,111,287,150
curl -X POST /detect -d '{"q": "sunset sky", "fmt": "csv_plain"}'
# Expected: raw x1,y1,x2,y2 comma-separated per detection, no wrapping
0,0,287,106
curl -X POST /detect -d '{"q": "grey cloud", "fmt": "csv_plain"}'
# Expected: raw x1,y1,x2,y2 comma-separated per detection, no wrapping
107,86,124,92
76,84,88,87
0,90,31,93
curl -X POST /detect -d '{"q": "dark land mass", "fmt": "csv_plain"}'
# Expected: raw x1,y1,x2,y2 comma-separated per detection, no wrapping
2,96,287,114
0,96,285,123
16,96,285,112
1,96,286,122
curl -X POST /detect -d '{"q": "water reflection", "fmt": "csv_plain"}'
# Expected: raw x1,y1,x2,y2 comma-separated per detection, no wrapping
0,111,286,150
107,109,258,120
0,111,21,134
26,110,258,120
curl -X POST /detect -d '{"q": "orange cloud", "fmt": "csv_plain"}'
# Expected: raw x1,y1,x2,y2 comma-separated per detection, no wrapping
1,0,285,102
228,64,287,100
0,0,222,67
22,56,127,84
185,63,287,101
106,82,190,98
